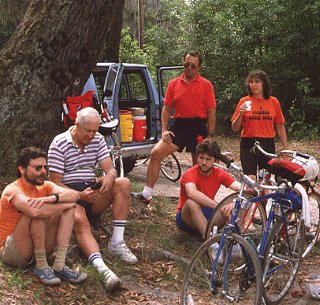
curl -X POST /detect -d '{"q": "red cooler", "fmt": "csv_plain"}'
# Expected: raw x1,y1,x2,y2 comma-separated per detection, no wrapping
133,115,147,142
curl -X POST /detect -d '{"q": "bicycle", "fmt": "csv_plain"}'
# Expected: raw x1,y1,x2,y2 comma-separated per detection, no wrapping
250,141,320,260
135,153,182,182
181,153,305,305
98,117,125,178
206,141,320,260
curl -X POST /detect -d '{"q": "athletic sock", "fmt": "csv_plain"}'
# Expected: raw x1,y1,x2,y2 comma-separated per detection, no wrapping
110,220,127,245
53,245,69,272
88,252,109,274
34,249,49,270
142,186,153,200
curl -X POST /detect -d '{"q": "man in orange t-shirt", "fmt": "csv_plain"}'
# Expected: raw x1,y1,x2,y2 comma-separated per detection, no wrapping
133,51,216,204
0,147,86,285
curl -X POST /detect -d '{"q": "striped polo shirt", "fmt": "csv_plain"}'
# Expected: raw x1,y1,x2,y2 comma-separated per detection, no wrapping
48,127,109,184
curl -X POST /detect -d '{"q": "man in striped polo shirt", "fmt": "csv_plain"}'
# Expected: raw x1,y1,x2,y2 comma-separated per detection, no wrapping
48,107,137,292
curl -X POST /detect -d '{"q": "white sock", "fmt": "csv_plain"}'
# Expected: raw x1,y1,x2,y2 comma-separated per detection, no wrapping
88,252,109,274
142,186,153,200
111,220,127,245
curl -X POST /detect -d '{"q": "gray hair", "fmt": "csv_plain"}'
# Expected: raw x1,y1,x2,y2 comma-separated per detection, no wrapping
75,107,101,125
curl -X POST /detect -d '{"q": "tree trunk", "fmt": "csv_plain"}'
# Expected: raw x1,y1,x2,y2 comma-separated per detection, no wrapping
0,0,124,176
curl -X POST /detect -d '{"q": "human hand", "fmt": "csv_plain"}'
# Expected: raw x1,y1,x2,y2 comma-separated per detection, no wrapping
162,130,174,143
220,202,234,218
27,196,52,209
239,103,247,113
98,175,115,193
80,188,99,203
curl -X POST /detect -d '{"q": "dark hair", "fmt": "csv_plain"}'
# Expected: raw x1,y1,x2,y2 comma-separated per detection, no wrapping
16,147,47,177
183,51,202,66
196,139,221,159
246,70,271,99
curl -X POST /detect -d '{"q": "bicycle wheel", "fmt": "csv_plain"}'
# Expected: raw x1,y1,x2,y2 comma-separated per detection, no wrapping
181,234,262,305
262,213,304,304
302,191,320,259
160,153,181,182
205,192,267,246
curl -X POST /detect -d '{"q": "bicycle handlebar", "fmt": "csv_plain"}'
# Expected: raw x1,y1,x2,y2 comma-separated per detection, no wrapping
253,141,311,160
213,160,286,192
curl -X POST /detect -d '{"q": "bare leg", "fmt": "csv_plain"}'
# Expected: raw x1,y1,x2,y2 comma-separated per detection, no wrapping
146,140,178,188
181,200,208,237
12,215,34,261
73,205,100,258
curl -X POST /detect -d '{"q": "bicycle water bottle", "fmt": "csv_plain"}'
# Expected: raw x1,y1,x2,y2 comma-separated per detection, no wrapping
258,168,266,181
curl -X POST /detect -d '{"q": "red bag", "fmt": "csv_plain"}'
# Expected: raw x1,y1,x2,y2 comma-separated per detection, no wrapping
267,158,306,182
62,90,94,128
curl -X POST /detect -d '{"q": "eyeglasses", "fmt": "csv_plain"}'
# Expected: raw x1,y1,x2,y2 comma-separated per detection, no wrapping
183,62,198,70
29,164,49,171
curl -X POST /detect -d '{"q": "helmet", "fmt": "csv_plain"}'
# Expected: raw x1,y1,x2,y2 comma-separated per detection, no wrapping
292,155,319,181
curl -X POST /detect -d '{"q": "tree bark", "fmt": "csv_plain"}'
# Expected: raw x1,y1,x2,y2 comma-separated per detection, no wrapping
0,0,124,176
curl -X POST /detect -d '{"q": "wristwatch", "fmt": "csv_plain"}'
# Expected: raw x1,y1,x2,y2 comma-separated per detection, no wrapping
53,193,60,203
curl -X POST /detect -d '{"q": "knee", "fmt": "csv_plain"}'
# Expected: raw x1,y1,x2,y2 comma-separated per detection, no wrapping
150,146,163,161
73,210,90,231
184,199,200,211
114,177,131,193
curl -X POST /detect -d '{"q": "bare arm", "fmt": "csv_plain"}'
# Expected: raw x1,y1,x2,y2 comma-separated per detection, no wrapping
185,182,217,209
11,193,75,219
231,104,246,132
206,108,216,136
97,157,117,193
276,123,288,150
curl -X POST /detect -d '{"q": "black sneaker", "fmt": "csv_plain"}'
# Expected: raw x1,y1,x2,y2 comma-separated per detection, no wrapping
131,192,151,205
54,266,87,283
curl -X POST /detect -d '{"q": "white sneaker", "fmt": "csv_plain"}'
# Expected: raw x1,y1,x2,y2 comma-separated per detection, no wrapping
210,243,224,264
108,240,138,264
103,268,122,292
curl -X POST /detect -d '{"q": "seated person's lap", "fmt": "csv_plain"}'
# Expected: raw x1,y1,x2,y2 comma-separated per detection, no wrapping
176,207,214,233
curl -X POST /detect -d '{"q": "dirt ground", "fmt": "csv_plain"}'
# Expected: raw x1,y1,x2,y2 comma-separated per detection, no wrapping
0,136,320,304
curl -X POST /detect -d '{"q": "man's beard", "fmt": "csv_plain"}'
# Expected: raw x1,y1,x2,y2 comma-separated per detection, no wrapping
24,174,46,186
199,165,213,174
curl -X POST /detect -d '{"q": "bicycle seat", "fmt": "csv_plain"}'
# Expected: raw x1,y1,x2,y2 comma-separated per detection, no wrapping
99,119,119,136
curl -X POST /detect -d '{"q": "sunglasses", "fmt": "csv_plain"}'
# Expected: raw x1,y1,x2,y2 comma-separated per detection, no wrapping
29,164,49,171
183,62,198,70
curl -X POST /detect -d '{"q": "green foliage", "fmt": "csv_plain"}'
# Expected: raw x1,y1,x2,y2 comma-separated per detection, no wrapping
121,0,320,138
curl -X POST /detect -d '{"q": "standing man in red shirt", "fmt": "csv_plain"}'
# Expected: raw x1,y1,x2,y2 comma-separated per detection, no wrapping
176,140,240,238
133,51,216,204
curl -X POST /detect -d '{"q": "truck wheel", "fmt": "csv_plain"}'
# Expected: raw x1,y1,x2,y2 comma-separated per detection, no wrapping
115,157,136,176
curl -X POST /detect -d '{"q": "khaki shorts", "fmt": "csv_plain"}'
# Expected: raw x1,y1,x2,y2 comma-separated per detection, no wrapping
0,235,33,267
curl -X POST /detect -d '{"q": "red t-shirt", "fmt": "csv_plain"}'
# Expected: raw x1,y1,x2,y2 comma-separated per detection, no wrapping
164,73,216,118
0,178,55,244
231,96,285,138
177,165,235,211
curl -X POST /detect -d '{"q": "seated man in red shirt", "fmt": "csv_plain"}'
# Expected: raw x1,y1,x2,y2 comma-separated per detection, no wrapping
176,140,241,239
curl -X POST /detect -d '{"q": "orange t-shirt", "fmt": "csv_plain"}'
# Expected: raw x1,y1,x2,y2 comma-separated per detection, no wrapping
0,178,55,245
231,96,285,138
164,73,216,118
